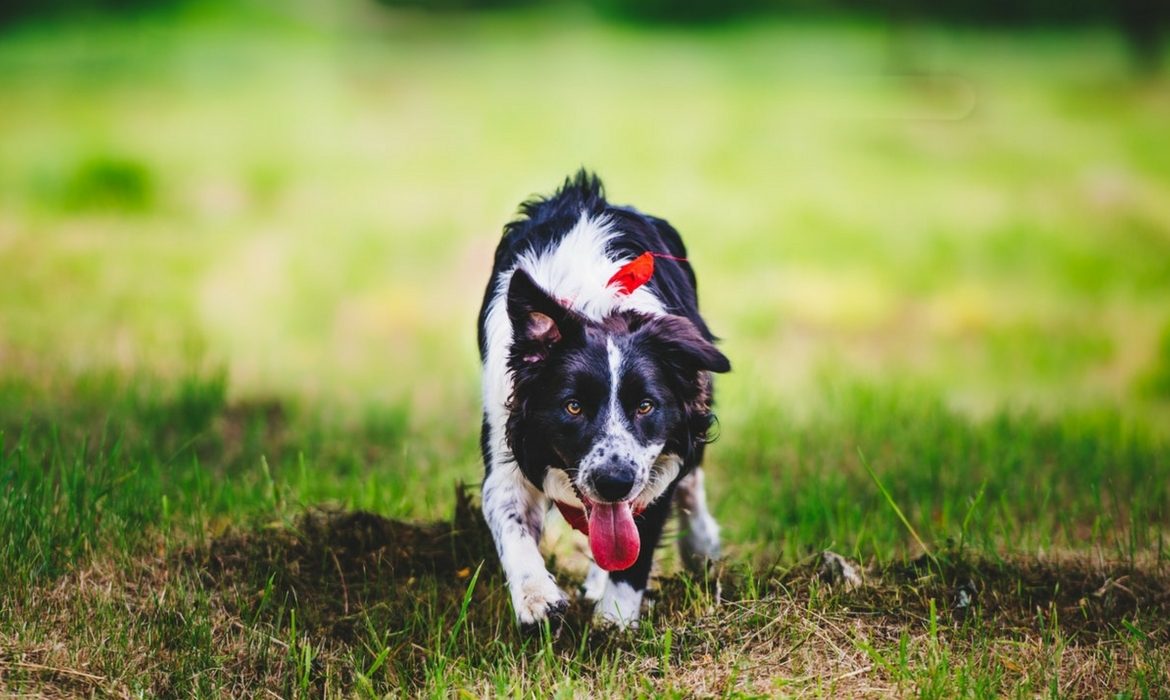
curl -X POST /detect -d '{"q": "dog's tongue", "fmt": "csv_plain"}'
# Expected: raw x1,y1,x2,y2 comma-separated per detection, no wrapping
588,501,640,571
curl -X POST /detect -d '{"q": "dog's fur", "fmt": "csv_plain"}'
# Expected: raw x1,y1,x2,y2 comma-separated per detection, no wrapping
478,172,730,629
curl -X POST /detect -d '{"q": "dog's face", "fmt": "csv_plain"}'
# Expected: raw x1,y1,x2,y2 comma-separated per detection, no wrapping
505,269,729,570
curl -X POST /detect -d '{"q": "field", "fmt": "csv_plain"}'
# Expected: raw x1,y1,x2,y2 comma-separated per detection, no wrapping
1,1,1169,696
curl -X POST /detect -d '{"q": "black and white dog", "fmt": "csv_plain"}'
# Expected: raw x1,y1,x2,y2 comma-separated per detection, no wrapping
478,172,730,629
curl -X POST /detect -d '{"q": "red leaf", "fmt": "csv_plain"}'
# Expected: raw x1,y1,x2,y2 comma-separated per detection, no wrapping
607,252,655,295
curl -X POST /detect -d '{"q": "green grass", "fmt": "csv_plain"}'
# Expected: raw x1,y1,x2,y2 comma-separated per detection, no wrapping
1,372,1166,697
720,385,1169,564
1,1,1169,696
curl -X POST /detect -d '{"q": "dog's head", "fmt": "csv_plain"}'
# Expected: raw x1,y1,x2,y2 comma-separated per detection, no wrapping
504,268,730,571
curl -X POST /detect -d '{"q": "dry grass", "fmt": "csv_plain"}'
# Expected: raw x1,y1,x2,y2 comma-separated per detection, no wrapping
3,489,1166,698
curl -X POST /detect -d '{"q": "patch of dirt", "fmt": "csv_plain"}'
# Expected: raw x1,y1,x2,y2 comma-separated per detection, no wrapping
813,551,1170,644
192,488,1170,652
191,484,502,641
6,487,1168,698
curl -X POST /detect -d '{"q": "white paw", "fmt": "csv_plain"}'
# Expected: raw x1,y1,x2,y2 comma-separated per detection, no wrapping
580,563,608,603
593,580,644,629
512,574,569,628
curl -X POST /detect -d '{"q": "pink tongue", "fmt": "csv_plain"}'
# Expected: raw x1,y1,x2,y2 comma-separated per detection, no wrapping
588,501,640,571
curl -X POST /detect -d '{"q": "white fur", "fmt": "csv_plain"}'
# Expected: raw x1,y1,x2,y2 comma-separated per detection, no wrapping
542,467,580,508
634,453,682,512
607,333,623,388
514,214,666,322
581,562,609,602
481,465,566,625
595,580,644,628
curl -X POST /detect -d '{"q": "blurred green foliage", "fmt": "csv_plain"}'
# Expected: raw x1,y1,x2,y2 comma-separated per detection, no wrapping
0,0,181,26
1139,324,1170,400
0,0,1163,81
1,9,1167,420
3,0,1166,70
61,157,155,213
578,0,1156,32
373,0,537,11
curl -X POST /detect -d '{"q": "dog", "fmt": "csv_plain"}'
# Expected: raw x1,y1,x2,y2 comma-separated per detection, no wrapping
478,171,730,629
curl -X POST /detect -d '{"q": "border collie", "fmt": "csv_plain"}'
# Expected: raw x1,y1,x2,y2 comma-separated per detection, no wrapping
478,171,730,629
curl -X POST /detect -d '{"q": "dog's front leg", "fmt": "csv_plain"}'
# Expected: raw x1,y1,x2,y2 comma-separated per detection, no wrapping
482,464,568,629
674,467,721,574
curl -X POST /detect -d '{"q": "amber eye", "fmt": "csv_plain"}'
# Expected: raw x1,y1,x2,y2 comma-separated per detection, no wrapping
637,399,655,415
564,399,582,416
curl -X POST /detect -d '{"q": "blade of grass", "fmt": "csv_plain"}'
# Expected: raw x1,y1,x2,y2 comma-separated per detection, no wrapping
859,448,937,568
444,562,482,658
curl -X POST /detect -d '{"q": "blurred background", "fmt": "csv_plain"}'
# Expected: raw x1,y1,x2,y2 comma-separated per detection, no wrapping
2,0,1169,426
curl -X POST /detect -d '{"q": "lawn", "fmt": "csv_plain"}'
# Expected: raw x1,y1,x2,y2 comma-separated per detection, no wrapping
1,1,1168,696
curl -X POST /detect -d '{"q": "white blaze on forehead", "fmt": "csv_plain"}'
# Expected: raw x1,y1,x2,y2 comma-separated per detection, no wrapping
577,335,665,502
607,335,623,413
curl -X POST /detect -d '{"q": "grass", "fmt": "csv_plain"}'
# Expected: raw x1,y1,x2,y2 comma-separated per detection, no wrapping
1,0,1169,696
1,373,1166,697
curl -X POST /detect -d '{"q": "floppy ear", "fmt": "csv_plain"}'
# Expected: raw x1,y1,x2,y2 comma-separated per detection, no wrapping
507,268,579,365
638,314,731,376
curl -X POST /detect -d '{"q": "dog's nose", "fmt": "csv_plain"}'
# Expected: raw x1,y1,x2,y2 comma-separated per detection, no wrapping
590,467,637,502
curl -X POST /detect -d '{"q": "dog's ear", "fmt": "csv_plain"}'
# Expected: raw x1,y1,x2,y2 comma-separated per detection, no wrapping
507,268,580,365
638,314,731,376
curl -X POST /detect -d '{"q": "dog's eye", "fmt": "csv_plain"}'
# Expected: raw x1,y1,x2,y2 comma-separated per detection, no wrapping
637,399,655,415
564,399,582,416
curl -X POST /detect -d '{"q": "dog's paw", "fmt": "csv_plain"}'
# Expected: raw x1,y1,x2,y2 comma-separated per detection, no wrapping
592,580,644,630
513,574,569,633
579,563,608,603
679,511,721,575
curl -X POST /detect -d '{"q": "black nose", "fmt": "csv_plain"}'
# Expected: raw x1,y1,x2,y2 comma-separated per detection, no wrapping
590,467,637,502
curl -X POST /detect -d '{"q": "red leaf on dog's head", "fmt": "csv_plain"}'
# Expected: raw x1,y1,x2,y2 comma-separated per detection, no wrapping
607,252,655,296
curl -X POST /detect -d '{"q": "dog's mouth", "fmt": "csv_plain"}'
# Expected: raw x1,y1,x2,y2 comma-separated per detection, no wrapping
545,459,682,573
555,488,643,572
